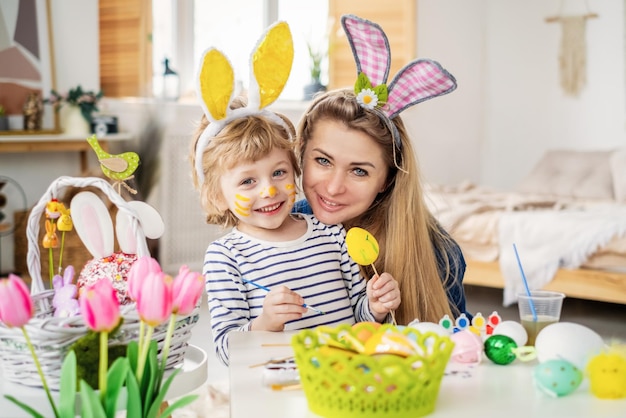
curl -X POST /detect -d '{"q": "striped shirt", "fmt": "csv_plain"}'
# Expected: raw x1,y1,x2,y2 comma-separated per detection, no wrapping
204,214,377,365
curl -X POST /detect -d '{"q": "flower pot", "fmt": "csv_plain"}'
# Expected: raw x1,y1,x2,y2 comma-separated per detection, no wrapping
0,116,8,131
60,105,91,136
303,80,327,101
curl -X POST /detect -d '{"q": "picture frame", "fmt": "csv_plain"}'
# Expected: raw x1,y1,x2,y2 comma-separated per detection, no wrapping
0,0,59,134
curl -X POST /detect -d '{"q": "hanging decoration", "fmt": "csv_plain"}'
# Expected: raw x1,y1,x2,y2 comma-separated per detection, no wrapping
545,1,598,96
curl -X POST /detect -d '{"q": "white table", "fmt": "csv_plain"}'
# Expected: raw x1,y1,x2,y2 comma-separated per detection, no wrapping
0,345,208,417
229,331,626,418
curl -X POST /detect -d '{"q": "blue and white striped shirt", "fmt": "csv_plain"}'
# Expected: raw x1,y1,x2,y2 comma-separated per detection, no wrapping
204,214,377,365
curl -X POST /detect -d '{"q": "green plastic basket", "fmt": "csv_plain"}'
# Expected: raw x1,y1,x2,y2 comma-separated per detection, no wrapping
291,324,454,418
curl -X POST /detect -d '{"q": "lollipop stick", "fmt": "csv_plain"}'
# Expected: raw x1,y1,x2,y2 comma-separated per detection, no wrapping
371,264,397,325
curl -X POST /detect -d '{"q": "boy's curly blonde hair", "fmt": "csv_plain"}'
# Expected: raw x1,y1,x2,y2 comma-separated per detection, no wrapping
190,97,298,228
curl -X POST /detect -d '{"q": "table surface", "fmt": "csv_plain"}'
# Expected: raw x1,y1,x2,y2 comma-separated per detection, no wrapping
0,344,208,417
229,331,626,418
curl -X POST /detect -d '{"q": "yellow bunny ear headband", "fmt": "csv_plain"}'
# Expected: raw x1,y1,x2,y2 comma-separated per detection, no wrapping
194,21,294,183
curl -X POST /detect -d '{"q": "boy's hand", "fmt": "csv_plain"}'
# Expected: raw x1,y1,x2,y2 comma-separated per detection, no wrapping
251,286,307,331
367,272,401,322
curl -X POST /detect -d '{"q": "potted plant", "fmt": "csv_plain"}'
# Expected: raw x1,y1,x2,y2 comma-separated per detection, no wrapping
45,86,103,135
0,104,8,131
303,36,328,100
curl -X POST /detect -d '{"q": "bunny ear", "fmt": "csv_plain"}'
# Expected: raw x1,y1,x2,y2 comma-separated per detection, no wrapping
248,21,294,110
197,48,235,123
341,14,391,87
386,59,457,119
115,201,164,254
194,21,295,184
70,191,114,259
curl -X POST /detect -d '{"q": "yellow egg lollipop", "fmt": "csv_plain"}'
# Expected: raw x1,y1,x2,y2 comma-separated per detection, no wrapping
346,227,380,266
346,227,396,325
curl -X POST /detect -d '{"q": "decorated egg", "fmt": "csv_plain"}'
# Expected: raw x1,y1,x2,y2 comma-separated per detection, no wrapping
533,359,583,397
535,322,605,369
484,334,518,365
351,321,382,343
450,329,483,364
492,320,528,347
364,331,419,357
586,348,626,399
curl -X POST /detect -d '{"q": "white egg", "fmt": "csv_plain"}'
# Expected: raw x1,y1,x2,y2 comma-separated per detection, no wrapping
407,320,450,336
535,322,605,369
492,321,528,347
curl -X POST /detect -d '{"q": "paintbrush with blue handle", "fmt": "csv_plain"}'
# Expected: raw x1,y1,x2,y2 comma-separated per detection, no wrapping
242,278,325,315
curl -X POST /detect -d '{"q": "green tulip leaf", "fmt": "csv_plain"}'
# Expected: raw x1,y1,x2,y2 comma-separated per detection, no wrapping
59,350,78,417
103,357,129,417
4,395,46,418
79,380,107,418
124,370,142,418
160,394,200,418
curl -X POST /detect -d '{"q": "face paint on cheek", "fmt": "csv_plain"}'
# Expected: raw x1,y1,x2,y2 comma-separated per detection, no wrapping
285,184,296,204
234,194,251,217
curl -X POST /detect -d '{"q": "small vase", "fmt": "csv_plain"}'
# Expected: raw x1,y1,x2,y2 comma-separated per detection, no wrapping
303,80,327,101
60,105,91,136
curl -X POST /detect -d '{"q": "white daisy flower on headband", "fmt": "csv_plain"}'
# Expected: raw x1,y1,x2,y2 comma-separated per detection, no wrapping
356,88,379,109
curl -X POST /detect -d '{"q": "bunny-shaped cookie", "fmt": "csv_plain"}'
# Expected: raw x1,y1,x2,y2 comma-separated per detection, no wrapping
70,191,164,304
52,265,80,317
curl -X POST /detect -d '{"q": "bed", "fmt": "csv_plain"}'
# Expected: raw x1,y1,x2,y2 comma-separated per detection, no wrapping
426,149,626,306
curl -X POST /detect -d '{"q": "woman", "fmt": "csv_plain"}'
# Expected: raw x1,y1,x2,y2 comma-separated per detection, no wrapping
292,14,470,325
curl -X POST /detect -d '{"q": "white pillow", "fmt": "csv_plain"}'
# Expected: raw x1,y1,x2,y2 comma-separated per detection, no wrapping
610,148,626,202
516,149,615,200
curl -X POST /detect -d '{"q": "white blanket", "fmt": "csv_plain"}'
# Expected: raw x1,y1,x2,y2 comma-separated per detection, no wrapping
498,205,626,306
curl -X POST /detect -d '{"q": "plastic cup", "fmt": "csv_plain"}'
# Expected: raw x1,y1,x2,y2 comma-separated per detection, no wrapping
517,290,565,346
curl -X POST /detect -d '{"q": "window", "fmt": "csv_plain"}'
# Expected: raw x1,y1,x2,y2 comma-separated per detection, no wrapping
152,0,329,101
102,1,413,100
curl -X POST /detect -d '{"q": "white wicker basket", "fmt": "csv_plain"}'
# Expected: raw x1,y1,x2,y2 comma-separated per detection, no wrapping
0,176,200,390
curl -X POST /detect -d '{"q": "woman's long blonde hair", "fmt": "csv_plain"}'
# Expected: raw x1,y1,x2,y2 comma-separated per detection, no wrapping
297,89,459,324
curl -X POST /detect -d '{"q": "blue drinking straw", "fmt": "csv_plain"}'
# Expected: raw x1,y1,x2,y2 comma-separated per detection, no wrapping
513,243,537,321
241,278,325,315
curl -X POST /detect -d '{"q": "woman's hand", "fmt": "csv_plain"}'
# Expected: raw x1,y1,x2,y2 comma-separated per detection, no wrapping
366,272,401,322
250,286,307,331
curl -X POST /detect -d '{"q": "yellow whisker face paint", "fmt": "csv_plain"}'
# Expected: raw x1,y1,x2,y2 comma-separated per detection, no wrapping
234,195,251,217
286,184,296,204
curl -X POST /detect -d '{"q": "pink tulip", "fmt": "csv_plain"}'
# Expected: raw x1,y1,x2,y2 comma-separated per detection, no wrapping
0,274,34,328
134,271,173,327
127,256,163,301
172,265,203,316
79,279,121,333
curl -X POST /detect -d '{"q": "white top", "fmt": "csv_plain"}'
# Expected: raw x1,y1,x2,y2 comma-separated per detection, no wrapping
204,214,378,366
228,331,626,418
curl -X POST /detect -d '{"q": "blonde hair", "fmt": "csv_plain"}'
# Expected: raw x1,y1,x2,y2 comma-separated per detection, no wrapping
297,89,458,324
191,97,299,228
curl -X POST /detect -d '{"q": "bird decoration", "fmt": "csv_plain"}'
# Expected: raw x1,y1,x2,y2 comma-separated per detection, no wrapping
86,134,140,194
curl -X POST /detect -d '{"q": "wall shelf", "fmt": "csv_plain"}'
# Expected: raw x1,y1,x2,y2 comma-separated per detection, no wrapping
0,133,133,172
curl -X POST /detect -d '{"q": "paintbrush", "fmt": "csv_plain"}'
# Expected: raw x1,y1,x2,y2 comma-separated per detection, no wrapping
242,278,325,315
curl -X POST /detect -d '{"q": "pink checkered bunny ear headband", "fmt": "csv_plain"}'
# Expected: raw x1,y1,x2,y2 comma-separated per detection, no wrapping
194,21,294,184
342,14,457,148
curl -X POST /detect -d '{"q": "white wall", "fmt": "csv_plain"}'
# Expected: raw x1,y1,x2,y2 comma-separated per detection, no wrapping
416,0,626,189
2,0,626,271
